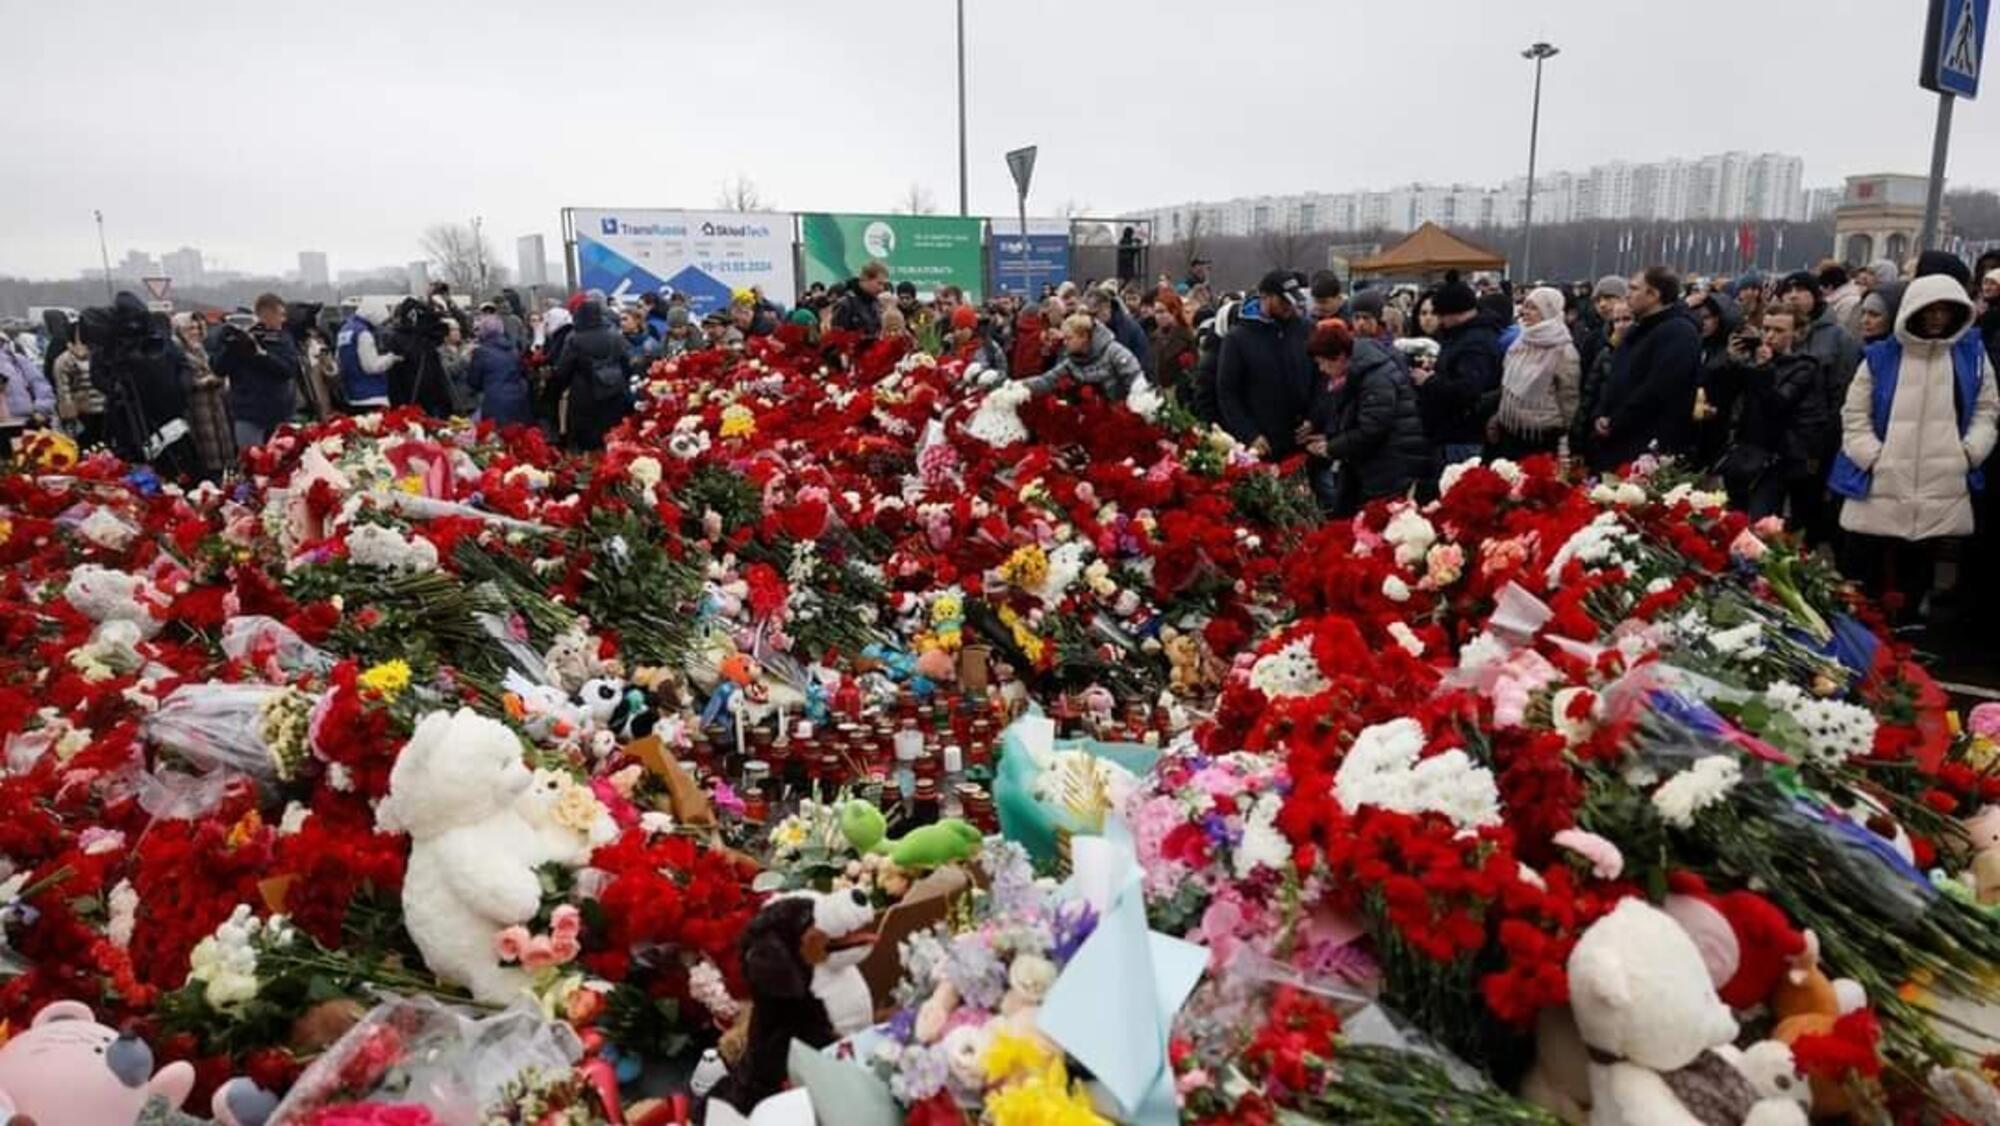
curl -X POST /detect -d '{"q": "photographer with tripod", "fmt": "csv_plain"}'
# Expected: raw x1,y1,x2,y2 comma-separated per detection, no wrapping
81,293,196,478
386,298,463,418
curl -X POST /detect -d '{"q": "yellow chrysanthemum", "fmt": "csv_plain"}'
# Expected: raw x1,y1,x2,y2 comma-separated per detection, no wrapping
359,659,412,699
999,545,1050,591
719,404,757,439
397,474,426,495
982,1032,1054,1086
996,606,1046,665
983,1049,1107,1126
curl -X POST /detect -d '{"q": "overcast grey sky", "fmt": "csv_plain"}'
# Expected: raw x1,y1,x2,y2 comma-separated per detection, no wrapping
6,0,1997,279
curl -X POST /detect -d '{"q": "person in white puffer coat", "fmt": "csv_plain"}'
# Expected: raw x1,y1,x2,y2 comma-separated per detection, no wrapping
1833,272,1999,619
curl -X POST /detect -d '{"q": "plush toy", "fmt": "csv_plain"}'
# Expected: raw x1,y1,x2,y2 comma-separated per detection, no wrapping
1767,933,1870,1118
1519,1005,1592,1124
0,1001,274,1126
63,563,166,638
517,767,620,866
1662,872,1805,1010
543,618,617,695
1162,629,1204,696
377,708,545,1004
838,801,983,870
1962,804,2000,907
1567,899,1808,1126
717,890,877,1113
575,677,625,728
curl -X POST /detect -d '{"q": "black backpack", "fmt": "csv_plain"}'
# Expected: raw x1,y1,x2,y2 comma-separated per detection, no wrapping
585,347,628,403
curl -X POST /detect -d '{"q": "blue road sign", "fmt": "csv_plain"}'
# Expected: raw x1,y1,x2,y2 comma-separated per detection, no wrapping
1924,0,1988,98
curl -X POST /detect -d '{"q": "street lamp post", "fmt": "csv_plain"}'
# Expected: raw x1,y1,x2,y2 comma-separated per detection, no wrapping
1519,42,1558,284
94,209,114,302
956,0,969,216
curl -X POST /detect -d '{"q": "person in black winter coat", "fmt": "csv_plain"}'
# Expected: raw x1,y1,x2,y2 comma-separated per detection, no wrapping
833,263,889,337
1777,271,1862,431
1570,298,1631,464
1414,270,1502,463
1588,267,1702,471
385,299,458,418
1187,302,1232,425
1717,306,1834,519
1216,272,1317,457
1300,320,1429,516
214,292,302,448
1088,285,1151,372
1688,290,1750,471
551,299,632,451
88,292,198,477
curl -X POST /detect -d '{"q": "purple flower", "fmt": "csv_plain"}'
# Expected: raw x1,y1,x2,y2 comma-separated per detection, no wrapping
884,1007,917,1043
1049,899,1098,966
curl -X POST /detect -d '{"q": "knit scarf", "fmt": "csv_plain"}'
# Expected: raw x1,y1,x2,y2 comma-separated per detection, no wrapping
1498,318,1572,432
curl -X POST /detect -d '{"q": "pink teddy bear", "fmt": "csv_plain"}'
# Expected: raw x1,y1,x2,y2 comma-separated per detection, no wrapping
0,1001,273,1126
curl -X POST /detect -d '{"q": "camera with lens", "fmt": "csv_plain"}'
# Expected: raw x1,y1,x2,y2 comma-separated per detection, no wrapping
389,296,450,352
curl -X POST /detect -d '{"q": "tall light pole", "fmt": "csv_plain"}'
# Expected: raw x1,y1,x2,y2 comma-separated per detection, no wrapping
1519,42,1558,283
471,215,488,294
93,209,114,302
955,0,969,216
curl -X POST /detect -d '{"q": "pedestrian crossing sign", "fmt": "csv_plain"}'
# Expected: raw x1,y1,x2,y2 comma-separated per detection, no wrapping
1924,0,1988,98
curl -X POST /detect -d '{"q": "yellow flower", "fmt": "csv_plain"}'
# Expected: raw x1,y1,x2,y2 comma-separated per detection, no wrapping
551,780,606,835
999,545,1050,591
719,404,757,439
0,519,12,546
996,606,1046,665
226,809,264,851
397,475,426,495
983,1041,1107,1126
359,659,412,699
982,1032,1054,1086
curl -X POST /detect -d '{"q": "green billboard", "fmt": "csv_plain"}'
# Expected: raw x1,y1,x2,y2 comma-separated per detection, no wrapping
800,213,984,301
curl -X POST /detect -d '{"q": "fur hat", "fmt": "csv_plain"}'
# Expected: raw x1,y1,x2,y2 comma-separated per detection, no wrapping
1433,270,1478,316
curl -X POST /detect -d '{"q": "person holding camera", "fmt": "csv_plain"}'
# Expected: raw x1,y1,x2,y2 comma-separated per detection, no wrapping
1689,290,1751,470
86,293,196,477
1716,306,1833,520
213,293,301,450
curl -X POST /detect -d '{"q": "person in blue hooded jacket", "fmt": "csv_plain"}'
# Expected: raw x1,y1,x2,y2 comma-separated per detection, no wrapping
336,307,399,410
465,314,532,427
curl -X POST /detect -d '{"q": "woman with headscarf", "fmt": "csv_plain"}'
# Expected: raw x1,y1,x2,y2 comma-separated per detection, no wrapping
1858,282,1907,346
466,314,532,427
532,305,573,438
1487,286,1580,459
172,313,235,479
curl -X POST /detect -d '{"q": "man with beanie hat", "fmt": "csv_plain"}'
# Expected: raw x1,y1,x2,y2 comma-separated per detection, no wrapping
1415,269,1503,464
1779,270,1863,430
1580,276,1630,376
1588,266,1702,471
1216,270,1318,458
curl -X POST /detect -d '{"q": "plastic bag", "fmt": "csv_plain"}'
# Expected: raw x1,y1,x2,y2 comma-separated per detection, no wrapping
142,682,296,784
221,616,336,677
268,994,581,1126
993,710,1159,866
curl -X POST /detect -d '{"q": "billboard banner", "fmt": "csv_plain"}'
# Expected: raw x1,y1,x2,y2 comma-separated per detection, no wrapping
989,219,1069,297
800,213,983,301
570,208,794,315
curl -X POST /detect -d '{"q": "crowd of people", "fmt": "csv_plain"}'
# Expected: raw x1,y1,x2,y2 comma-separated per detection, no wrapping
6,246,1998,634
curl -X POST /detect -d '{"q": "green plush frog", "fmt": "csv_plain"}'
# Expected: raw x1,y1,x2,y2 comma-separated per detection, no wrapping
838,800,983,869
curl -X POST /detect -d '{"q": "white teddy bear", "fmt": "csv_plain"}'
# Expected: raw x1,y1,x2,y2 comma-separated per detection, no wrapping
1567,898,1807,1126
377,708,544,1004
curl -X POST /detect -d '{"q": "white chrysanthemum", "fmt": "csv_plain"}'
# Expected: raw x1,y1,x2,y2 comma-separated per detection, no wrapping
1382,507,1438,566
1651,755,1742,828
1248,638,1330,699
1765,682,1877,765
1334,718,1502,829
627,455,662,493
965,382,1032,447
344,523,439,574
1545,512,1636,585
1381,574,1412,603
1234,792,1290,878
1707,621,1767,657
1457,630,1510,671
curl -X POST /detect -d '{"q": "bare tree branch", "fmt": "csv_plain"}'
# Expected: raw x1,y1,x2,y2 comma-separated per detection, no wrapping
418,221,505,294
895,182,938,215
715,175,769,212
